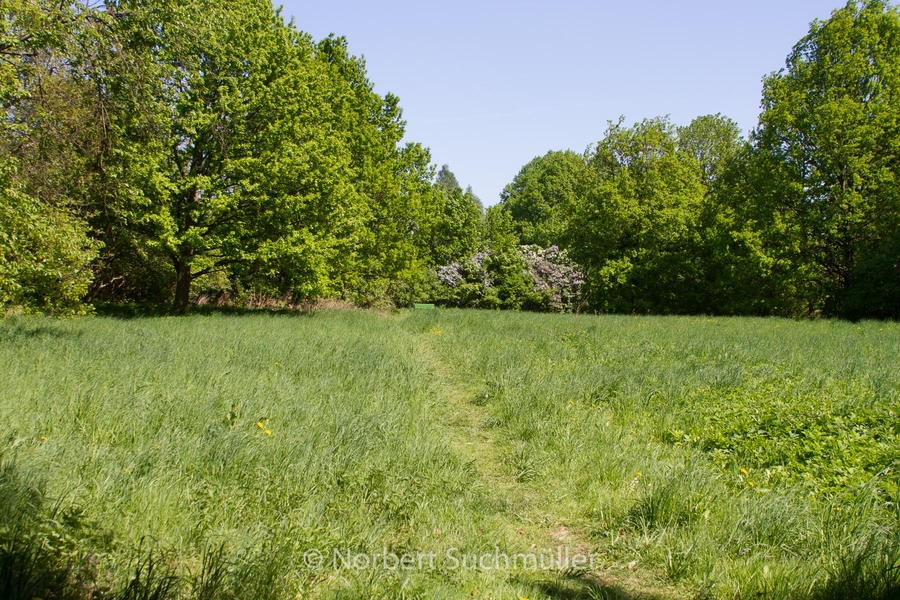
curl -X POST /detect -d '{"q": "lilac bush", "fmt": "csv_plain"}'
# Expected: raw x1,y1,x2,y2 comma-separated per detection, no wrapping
428,245,584,312
520,245,584,312
437,263,463,287
469,251,494,289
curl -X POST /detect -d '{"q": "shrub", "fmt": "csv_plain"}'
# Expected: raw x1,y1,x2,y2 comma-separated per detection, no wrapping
0,161,99,315
422,245,584,312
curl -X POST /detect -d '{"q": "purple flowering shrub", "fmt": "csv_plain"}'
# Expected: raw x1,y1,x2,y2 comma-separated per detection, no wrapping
520,245,584,312
437,263,463,287
424,245,584,312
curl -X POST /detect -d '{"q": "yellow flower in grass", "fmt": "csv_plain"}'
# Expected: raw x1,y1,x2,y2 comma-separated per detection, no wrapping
265,429,272,436
257,422,264,429
40,436,47,441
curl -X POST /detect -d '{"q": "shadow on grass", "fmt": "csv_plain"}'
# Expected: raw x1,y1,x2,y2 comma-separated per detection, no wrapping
0,453,178,600
808,538,900,600
0,456,90,600
0,319,82,341
0,452,286,599
518,571,670,600
92,302,315,320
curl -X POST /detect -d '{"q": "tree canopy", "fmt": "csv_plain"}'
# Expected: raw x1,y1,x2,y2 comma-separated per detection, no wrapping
750,0,900,318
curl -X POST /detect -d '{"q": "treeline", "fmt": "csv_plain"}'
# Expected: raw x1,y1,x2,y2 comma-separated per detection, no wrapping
495,0,900,319
2,0,899,319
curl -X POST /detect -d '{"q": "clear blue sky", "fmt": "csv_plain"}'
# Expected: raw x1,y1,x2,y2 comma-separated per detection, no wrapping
277,0,847,205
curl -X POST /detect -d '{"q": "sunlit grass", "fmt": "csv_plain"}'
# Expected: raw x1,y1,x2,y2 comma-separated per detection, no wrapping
412,310,900,598
0,312,537,599
1,309,897,598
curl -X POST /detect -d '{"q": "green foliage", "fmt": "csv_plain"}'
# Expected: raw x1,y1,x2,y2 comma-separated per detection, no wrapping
752,0,900,318
4,0,900,318
0,0,440,311
434,164,461,194
493,2,900,319
414,165,483,267
676,114,743,188
567,118,707,313
498,150,586,247
0,2,106,314
92,0,355,309
0,0,76,108
0,161,99,314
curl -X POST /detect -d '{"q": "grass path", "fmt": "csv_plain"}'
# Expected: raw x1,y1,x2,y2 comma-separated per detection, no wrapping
410,320,683,600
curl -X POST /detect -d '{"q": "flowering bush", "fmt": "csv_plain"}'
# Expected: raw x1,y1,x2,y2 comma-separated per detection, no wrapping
421,245,584,312
437,263,463,287
429,249,508,308
520,245,584,312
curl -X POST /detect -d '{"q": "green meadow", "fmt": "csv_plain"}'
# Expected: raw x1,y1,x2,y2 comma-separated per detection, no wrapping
1,310,898,599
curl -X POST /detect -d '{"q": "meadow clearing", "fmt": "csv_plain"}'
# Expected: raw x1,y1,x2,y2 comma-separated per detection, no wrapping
0,309,898,599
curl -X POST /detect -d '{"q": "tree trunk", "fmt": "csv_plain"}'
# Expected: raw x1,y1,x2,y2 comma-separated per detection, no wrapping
173,260,192,312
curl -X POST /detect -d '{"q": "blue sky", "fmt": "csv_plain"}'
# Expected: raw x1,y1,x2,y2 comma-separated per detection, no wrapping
277,1,847,205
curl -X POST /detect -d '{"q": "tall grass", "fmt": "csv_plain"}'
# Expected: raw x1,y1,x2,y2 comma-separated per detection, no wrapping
0,312,541,599
1,310,897,598
409,310,900,598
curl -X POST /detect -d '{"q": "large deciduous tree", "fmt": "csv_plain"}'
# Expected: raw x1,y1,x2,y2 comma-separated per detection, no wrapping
566,118,707,313
99,0,357,310
498,150,586,247
752,0,900,317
